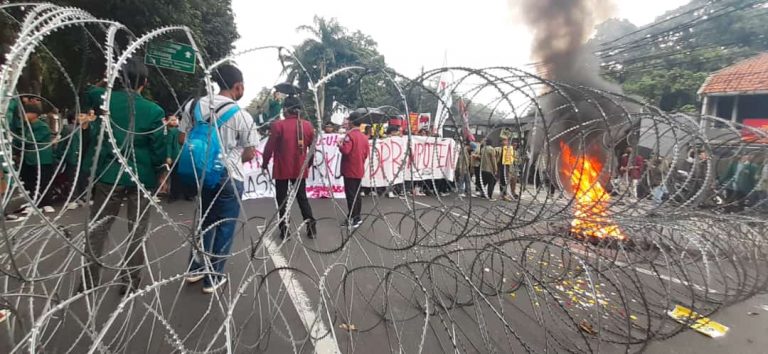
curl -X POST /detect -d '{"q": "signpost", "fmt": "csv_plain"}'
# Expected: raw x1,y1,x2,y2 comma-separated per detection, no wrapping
144,41,196,74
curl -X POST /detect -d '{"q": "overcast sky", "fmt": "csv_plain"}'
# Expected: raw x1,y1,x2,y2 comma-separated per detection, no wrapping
230,0,690,103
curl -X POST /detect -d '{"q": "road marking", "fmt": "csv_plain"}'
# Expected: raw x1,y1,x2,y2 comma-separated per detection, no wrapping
259,226,341,353
413,200,465,219
567,246,719,294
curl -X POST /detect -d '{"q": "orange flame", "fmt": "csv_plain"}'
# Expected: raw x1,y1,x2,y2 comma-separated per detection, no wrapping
559,142,626,241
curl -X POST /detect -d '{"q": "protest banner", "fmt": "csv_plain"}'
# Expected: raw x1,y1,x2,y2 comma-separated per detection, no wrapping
242,135,458,199
362,136,457,187
242,134,346,200
306,133,345,198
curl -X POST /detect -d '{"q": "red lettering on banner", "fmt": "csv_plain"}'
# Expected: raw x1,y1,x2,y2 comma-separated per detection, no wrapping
391,139,403,173
377,141,392,178
411,143,422,169
421,142,432,170
436,143,446,168
320,134,338,146
445,143,454,171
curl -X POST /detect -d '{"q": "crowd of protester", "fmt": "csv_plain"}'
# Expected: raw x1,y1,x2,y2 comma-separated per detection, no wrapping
4,58,765,297
613,145,768,211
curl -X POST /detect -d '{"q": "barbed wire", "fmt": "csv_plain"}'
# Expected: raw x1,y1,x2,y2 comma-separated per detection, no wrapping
1,3,767,353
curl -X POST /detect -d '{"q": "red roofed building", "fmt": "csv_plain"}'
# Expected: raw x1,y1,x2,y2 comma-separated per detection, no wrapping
699,53,768,132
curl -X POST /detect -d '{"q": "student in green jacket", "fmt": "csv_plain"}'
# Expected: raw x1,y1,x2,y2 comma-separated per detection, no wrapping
78,59,166,296
18,100,56,213
56,111,95,210
720,154,758,211
77,82,108,202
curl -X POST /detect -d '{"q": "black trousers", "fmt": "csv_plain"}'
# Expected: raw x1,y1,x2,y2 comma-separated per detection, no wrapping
474,167,482,192
481,171,496,199
84,182,150,288
344,177,363,222
498,164,508,195
169,166,195,200
20,163,54,206
275,179,314,230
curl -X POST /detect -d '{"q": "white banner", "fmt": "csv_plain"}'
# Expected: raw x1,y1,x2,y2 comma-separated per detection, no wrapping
362,136,457,187
242,135,458,199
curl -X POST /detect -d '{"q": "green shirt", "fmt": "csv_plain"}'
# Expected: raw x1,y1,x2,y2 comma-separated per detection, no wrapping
55,124,83,166
89,87,166,189
22,118,54,166
165,127,181,161
266,98,282,122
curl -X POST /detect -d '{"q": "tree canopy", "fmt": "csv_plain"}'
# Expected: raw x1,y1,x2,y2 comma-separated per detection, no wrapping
1,1,239,112
280,16,393,121
595,0,768,112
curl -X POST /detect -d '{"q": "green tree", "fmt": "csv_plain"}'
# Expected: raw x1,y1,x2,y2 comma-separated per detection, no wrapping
595,0,768,112
244,87,272,120
1,1,239,111
281,16,387,121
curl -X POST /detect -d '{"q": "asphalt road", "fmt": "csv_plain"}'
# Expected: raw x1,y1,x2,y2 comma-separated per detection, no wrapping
1,191,766,353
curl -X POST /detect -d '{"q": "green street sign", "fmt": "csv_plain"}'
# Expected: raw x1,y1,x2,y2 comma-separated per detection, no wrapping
144,41,196,74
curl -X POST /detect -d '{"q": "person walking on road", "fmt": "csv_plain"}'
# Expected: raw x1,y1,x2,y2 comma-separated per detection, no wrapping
262,95,317,240
179,64,259,293
496,137,518,200
338,113,369,230
78,59,166,296
479,141,498,201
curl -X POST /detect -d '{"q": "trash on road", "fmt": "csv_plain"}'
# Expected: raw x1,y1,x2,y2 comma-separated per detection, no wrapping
668,305,729,338
578,320,597,335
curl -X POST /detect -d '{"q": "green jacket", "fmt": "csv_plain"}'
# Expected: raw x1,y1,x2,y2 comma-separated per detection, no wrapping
165,127,181,161
79,85,107,174
22,118,54,166
720,161,758,193
55,124,83,166
89,88,166,189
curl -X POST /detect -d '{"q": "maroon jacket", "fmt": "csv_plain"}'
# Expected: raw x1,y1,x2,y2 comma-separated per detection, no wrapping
339,127,370,179
262,114,315,180
619,154,645,180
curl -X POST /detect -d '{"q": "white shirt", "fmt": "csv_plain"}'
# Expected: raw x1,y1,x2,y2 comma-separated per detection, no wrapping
180,95,259,181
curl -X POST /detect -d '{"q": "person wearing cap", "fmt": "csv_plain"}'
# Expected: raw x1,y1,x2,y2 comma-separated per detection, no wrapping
262,95,317,239
338,113,370,229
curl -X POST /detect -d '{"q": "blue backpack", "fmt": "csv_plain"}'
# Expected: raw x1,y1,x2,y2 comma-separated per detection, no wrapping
178,100,240,188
